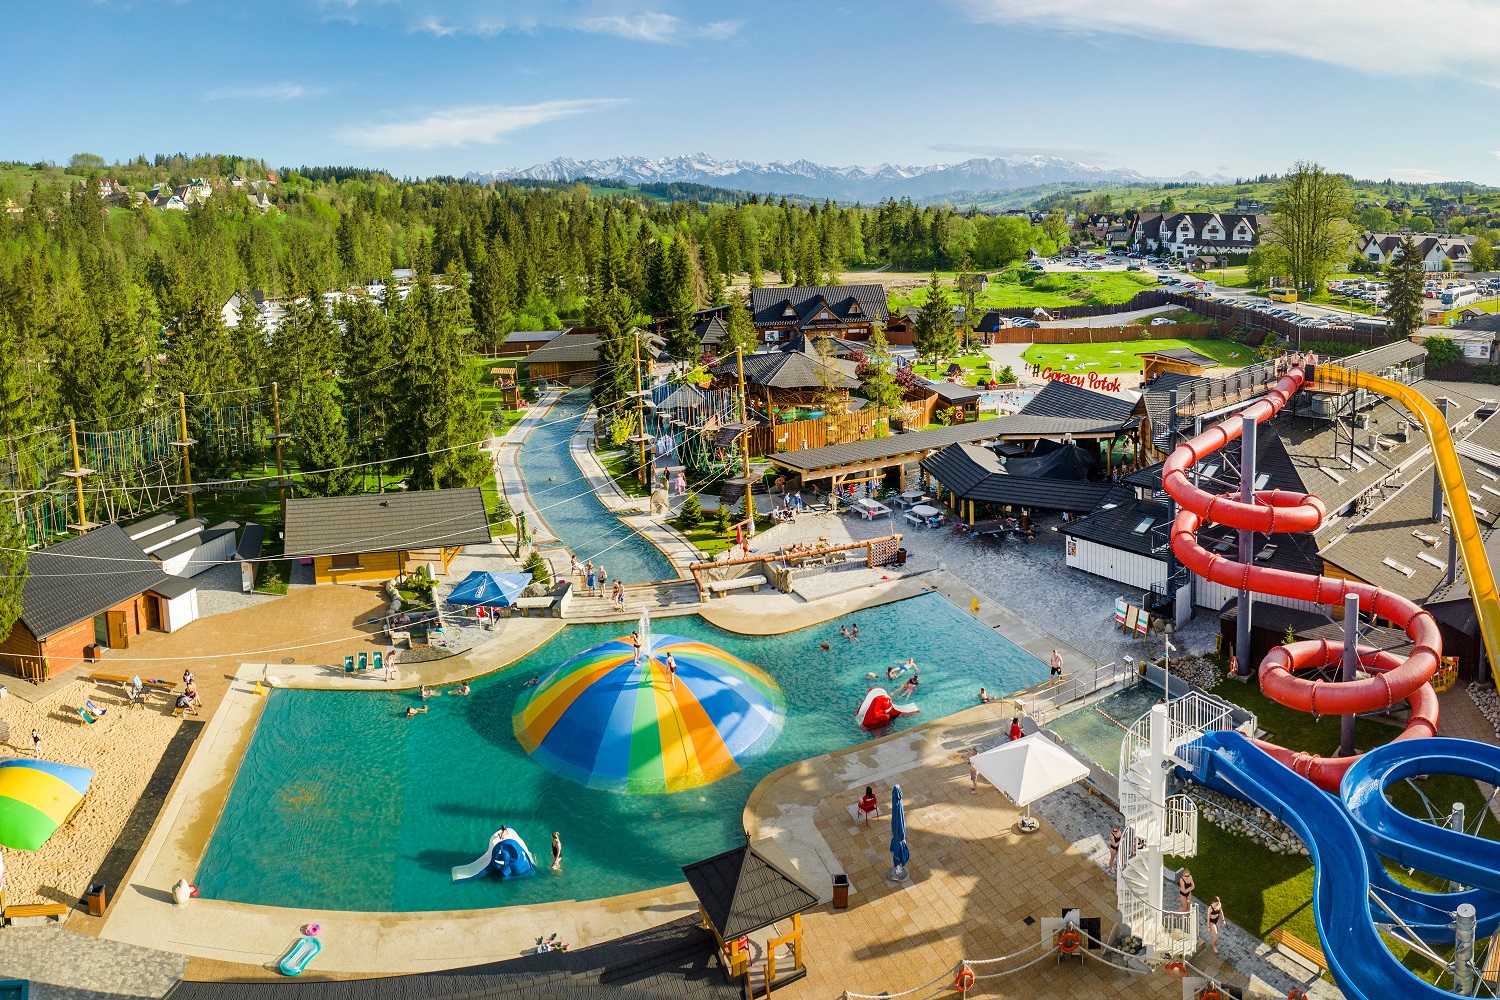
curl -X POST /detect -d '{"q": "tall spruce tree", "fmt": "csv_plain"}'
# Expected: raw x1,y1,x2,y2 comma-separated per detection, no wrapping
914,274,957,364
666,237,698,359
1385,234,1426,341
298,375,357,496
720,292,757,358
590,285,638,408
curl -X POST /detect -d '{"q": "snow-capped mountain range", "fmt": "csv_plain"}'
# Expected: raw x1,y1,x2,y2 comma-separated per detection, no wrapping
466,153,1228,202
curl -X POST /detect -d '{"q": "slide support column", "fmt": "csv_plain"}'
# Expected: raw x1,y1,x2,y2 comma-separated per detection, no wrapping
1236,415,1257,677
1456,902,1476,995
1340,593,1359,758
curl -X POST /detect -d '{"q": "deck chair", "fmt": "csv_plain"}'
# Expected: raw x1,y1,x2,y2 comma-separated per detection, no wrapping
78,705,104,724
344,655,356,674
358,652,368,671
373,651,383,673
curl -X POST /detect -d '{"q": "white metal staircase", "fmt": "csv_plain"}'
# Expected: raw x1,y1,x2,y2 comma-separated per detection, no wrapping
1115,692,1245,960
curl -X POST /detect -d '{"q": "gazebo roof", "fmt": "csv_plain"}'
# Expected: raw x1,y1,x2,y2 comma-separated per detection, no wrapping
682,840,819,939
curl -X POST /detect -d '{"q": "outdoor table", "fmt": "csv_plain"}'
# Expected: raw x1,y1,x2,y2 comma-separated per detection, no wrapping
910,504,941,519
899,489,925,499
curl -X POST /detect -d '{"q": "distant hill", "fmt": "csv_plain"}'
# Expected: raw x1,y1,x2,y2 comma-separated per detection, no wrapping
466,153,1230,204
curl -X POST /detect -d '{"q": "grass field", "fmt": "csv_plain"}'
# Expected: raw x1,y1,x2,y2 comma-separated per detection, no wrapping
1022,337,1253,373
892,269,1159,312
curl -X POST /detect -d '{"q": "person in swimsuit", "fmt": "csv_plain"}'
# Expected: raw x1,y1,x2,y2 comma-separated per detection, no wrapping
665,652,678,691
551,831,563,872
1049,650,1064,684
1108,825,1122,876
630,630,642,665
1206,896,1224,953
1177,869,1195,913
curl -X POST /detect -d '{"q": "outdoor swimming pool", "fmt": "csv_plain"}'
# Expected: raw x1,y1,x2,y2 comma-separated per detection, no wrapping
196,594,1049,912
1044,682,1163,776
518,389,675,583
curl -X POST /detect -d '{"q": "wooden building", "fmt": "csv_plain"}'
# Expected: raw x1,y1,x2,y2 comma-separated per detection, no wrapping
1138,347,1219,382
0,524,197,682
749,284,888,344
283,488,493,585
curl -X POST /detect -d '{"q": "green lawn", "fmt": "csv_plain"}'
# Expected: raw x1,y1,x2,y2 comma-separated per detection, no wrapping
1022,337,1253,374
892,269,1159,312
1168,669,1500,979
912,354,1015,386
1123,307,1218,326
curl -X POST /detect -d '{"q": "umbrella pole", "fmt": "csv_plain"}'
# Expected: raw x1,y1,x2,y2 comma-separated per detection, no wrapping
1019,803,1039,834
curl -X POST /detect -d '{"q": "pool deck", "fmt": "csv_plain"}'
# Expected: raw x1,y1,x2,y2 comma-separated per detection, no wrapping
742,700,1238,1000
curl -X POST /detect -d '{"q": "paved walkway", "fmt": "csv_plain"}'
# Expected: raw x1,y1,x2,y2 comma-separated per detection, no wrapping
0,924,186,998
744,704,1260,1000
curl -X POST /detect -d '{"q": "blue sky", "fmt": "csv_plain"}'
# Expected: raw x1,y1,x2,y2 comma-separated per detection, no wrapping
7,0,1500,184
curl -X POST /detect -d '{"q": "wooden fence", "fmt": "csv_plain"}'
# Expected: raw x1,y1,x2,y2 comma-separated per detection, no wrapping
748,405,924,457
985,323,1217,345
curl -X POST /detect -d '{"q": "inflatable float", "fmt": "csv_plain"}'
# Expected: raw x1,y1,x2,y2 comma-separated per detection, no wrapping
856,687,919,730
452,828,537,883
278,933,322,976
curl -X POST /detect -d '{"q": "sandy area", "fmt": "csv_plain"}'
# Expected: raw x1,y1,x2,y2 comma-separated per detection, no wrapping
0,678,184,907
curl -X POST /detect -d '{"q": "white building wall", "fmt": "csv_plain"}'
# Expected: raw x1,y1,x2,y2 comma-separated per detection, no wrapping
183,532,236,578
1193,576,1324,616
160,591,199,632
1065,536,1168,591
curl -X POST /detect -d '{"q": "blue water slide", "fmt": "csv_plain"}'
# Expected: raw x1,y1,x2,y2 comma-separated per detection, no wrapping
1187,730,1496,1000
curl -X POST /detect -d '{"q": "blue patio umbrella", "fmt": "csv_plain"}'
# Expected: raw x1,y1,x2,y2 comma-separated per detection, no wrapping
445,571,532,608
888,783,910,881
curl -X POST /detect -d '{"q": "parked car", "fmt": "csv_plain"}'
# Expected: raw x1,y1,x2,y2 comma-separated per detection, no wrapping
1150,317,1177,326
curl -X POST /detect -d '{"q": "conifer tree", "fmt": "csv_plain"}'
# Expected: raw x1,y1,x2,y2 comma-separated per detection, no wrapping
298,375,358,496
721,292,758,358
1385,234,1426,341
914,273,957,364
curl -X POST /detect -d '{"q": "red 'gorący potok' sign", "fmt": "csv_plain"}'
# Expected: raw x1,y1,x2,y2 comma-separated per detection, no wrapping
1039,367,1123,393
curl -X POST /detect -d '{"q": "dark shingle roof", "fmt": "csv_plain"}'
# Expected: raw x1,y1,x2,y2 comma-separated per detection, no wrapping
693,315,727,347
505,329,567,345
682,842,818,940
923,380,981,404
710,350,859,391
920,444,1129,514
282,488,492,558
149,575,200,599
749,284,888,330
1337,340,1427,374
1140,347,1219,368
770,422,1019,475
1020,380,1138,424
1063,497,1171,558
527,329,601,364
17,525,171,640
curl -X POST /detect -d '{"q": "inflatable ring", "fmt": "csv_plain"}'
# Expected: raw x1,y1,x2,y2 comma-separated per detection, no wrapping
1057,928,1083,953
1197,989,1222,1000
954,968,975,992
1164,961,1187,976
1287,992,1307,1000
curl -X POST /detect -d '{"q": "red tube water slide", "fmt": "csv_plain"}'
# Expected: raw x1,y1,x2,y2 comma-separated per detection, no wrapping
1162,366,1441,792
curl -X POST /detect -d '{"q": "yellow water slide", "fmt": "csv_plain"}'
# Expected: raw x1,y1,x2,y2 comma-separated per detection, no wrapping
1330,365,1500,686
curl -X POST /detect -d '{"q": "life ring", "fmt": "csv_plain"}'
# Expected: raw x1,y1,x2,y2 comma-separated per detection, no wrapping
954,968,975,992
1057,928,1083,953
1165,961,1187,976
1287,992,1307,1000
1197,989,1222,1000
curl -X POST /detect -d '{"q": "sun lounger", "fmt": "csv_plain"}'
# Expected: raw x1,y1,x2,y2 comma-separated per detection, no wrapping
77,704,105,724
344,655,356,674
358,652,368,671
373,651,383,673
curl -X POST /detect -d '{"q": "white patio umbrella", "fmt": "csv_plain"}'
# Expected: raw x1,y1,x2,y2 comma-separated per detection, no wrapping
970,732,1090,833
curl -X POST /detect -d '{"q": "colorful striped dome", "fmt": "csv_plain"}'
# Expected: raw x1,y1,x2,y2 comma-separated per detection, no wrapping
513,634,784,795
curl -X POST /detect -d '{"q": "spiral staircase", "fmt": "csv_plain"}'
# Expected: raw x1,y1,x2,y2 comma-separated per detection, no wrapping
1115,692,1248,959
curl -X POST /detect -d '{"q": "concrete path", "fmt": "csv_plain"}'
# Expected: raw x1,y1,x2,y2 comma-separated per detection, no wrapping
0,924,186,998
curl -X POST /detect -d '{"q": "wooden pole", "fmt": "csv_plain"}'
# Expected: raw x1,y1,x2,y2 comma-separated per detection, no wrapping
272,382,288,518
68,421,88,532
177,393,195,519
633,330,647,485
736,347,754,531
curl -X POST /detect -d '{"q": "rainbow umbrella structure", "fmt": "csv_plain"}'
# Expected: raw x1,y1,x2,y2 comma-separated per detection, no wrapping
0,759,94,851
513,633,784,795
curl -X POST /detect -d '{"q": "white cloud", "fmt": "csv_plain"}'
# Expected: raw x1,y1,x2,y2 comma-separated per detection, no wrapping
956,0,1500,87
400,6,741,44
578,12,680,43
334,99,626,149
205,82,324,101
1390,167,1462,182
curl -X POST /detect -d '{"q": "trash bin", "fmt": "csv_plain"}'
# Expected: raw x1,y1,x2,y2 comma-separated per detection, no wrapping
831,873,850,909
896,548,908,565
84,882,107,916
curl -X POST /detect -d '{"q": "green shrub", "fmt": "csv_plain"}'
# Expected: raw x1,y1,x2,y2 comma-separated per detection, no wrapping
1423,334,1464,367
712,503,731,532
522,548,551,585
677,492,703,530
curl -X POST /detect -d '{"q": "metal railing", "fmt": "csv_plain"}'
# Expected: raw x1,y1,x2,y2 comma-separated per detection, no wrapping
1021,661,1130,722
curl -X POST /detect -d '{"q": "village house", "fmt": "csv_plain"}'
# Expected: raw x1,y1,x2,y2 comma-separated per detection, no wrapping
1357,233,1476,272
748,285,888,345
1129,211,1267,259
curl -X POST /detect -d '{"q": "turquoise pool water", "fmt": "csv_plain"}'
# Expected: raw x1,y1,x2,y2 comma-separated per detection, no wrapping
196,594,1048,912
1045,683,1163,776
518,389,675,584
